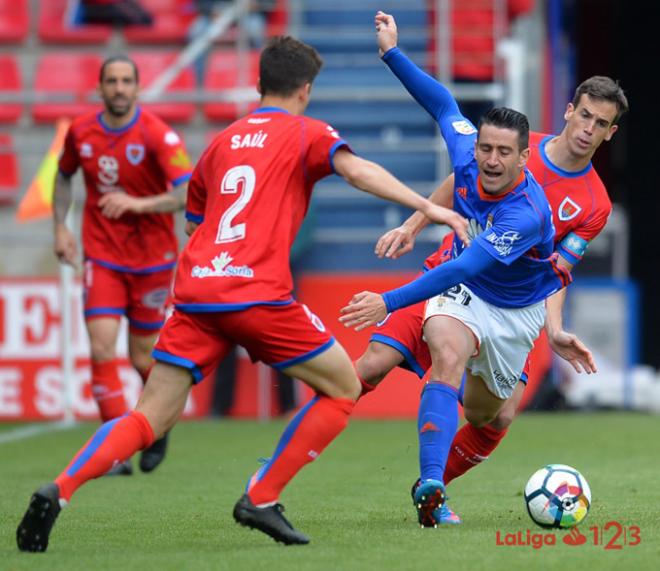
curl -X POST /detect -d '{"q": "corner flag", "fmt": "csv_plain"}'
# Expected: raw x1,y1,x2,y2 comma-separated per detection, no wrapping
15,118,71,222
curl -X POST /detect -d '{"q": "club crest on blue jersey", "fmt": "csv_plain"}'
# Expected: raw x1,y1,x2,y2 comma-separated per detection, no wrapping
126,144,145,165
558,197,582,221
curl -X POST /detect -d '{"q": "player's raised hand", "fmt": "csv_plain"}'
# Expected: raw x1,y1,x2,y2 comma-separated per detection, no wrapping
375,11,398,57
339,291,388,331
375,224,416,259
98,192,145,219
54,224,79,269
548,329,597,374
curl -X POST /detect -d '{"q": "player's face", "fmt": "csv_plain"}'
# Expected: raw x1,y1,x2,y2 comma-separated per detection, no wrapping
475,124,529,195
564,95,618,159
99,62,139,118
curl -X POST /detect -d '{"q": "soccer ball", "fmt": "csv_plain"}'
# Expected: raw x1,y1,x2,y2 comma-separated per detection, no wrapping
524,464,591,528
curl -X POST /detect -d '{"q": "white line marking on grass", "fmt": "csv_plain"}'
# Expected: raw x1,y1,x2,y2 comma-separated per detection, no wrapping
0,420,78,445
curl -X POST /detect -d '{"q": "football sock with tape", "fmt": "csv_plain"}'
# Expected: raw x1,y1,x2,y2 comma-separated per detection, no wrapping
247,395,354,505
444,422,508,485
418,381,458,482
54,411,155,501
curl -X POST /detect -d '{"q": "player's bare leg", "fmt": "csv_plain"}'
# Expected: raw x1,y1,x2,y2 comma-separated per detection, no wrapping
129,331,170,473
16,363,192,553
444,380,524,484
234,342,360,545
354,341,405,395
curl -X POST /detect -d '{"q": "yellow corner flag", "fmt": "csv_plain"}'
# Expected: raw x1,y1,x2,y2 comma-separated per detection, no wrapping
15,118,71,222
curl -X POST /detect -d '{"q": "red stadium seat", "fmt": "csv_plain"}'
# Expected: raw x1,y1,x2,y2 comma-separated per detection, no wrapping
202,50,260,122
32,53,103,123
123,0,195,44
38,0,112,45
0,55,22,123
265,0,289,37
0,134,19,203
0,0,28,43
130,51,196,123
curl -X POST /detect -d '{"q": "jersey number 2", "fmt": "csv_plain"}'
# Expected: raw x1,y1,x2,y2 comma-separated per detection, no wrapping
216,165,256,243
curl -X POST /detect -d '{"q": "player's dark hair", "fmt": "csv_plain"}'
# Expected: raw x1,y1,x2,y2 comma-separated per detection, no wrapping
478,107,529,150
259,36,323,96
99,55,139,84
573,76,629,123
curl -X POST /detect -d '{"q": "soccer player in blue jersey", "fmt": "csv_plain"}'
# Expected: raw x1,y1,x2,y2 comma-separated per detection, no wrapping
340,11,572,528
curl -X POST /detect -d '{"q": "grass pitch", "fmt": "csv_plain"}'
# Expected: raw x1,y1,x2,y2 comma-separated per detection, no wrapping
2,412,659,570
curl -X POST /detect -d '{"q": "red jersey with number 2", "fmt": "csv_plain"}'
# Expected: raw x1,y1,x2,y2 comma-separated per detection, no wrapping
175,107,349,310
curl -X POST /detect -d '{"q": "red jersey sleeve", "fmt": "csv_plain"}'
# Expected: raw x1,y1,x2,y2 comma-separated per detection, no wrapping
148,122,194,187
304,119,350,182
184,158,207,224
58,126,79,177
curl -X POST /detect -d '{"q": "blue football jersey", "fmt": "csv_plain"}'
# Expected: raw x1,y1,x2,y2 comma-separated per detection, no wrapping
440,116,569,308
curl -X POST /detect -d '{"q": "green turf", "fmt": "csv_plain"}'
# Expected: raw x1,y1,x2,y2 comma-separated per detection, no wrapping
2,412,659,570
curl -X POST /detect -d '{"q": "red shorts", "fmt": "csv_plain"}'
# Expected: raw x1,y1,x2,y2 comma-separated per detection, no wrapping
153,301,335,383
83,260,173,335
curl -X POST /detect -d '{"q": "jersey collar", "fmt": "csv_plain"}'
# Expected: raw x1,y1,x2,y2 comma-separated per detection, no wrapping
97,106,141,133
252,106,290,115
539,135,592,178
477,170,526,201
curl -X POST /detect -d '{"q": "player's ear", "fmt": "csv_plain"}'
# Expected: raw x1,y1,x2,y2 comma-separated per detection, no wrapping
563,102,575,121
604,123,618,142
518,146,530,168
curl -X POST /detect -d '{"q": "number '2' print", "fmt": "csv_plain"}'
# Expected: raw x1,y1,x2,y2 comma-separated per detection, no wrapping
216,165,256,244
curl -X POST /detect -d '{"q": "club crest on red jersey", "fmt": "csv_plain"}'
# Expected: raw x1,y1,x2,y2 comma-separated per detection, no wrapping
126,144,145,165
558,197,582,221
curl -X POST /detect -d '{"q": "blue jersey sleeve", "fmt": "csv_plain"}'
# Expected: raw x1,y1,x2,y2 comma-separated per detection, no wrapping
475,205,544,266
382,242,497,312
381,47,477,167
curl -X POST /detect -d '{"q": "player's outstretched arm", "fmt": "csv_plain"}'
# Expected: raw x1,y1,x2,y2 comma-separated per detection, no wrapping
98,181,189,219
333,149,468,244
53,172,79,268
375,173,455,259
545,257,597,374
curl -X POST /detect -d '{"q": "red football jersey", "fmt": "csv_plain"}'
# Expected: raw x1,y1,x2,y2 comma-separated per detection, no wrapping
59,107,193,272
174,107,349,309
424,130,612,269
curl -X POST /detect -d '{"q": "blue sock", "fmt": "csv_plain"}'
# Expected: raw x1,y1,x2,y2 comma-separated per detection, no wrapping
418,381,459,482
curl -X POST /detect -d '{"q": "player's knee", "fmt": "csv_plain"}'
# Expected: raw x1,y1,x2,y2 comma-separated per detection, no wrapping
428,344,464,378
491,408,515,431
354,352,388,387
89,339,116,362
464,407,496,428
129,352,152,376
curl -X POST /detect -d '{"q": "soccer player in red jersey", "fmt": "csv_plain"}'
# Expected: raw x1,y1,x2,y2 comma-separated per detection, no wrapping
353,74,629,522
53,55,193,475
17,36,469,552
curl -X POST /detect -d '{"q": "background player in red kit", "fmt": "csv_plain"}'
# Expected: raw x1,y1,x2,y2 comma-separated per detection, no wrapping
53,55,193,475
354,75,629,522
17,36,468,551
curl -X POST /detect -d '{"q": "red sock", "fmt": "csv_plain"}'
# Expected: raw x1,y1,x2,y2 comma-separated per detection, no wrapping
443,423,508,485
91,360,127,421
353,362,376,399
55,411,155,502
247,395,354,505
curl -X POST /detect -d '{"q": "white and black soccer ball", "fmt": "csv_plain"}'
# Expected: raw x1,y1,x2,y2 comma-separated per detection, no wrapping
524,464,591,528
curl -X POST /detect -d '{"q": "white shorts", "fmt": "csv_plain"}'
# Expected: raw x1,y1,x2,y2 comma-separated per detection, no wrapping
423,284,545,399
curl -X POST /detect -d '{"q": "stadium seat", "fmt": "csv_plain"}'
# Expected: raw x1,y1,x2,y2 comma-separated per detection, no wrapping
0,0,28,43
123,0,195,44
32,53,103,123
202,50,260,122
130,51,196,123
0,55,22,123
38,0,112,44
0,134,19,203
